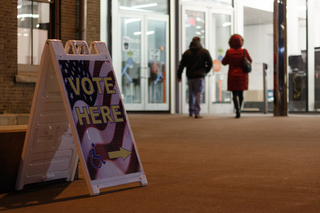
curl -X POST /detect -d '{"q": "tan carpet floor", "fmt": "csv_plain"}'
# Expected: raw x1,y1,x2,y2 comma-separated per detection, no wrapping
1,113,320,213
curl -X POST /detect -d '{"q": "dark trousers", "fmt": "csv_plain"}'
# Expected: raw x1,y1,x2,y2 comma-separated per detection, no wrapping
232,91,243,118
232,91,243,101
188,78,204,116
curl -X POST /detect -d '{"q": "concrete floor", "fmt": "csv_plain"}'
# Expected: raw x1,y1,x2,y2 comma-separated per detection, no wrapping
1,113,320,213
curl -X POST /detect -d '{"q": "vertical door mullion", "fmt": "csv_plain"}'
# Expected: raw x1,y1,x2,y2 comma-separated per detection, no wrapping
141,17,146,109
181,6,187,114
208,9,214,113
139,15,145,110
203,8,210,113
165,16,170,109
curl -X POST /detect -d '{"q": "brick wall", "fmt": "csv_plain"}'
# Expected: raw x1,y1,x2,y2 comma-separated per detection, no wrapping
0,0,100,114
0,1,35,114
60,0,100,48
60,0,77,45
86,0,100,46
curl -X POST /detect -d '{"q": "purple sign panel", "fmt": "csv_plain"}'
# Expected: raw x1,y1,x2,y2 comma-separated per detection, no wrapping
58,60,141,180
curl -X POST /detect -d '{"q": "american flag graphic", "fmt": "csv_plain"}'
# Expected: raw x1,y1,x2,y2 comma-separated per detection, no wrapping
59,60,141,180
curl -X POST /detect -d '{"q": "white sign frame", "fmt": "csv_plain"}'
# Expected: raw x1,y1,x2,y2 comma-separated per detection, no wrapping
16,40,147,196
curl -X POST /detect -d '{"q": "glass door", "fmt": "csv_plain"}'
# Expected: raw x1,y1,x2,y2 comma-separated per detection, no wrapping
287,0,307,112
181,6,209,114
181,5,233,114
120,13,169,111
145,17,169,110
242,6,273,112
208,9,233,113
120,15,143,110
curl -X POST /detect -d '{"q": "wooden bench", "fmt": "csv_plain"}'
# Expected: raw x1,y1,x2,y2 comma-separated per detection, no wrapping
0,125,78,193
0,125,27,193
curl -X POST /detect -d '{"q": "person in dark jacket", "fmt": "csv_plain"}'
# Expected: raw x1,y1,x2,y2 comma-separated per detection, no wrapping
222,34,252,118
177,37,213,118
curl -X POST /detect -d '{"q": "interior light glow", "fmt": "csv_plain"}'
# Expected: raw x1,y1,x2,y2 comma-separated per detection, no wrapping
131,3,158,9
196,32,201,35
125,18,140,24
119,6,149,12
17,14,39,18
134,32,142,35
223,22,231,27
146,31,155,35
298,6,307,10
196,26,201,29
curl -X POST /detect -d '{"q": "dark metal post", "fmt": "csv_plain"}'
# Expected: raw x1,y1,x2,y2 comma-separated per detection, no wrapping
79,0,86,41
107,0,112,56
274,0,288,116
49,0,60,39
263,63,268,114
31,1,34,65
175,0,181,113
306,0,309,111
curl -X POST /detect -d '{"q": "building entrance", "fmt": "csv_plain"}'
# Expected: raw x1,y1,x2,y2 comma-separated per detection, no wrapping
119,13,169,111
180,5,233,114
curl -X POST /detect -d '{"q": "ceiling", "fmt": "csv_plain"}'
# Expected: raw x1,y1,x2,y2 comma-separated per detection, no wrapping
244,7,273,26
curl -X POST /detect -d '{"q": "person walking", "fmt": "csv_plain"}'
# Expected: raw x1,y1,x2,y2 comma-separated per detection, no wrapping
177,37,213,118
222,34,252,118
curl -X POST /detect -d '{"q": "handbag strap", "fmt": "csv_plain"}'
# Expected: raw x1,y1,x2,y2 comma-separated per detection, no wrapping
243,49,246,59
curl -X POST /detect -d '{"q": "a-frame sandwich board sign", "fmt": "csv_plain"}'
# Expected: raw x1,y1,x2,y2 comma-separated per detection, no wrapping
16,40,147,196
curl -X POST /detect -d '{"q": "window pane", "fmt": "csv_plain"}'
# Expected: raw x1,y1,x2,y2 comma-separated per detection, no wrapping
147,20,167,104
185,10,205,48
211,13,231,103
18,0,32,64
121,18,142,104
287,0,307,111
118,0,168,14
184,10,206,104
243,6,273,112
314,1,320,111
17,0,50,65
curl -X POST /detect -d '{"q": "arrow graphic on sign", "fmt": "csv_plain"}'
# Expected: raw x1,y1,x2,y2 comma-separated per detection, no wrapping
108,147,131,160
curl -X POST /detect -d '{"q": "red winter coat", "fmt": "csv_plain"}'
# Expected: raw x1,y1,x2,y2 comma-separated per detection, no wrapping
222,35,252,91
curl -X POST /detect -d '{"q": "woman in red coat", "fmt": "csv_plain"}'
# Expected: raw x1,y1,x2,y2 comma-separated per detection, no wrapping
222,34,252,118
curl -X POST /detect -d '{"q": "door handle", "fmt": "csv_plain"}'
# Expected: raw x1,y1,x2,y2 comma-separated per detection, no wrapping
140,67,149,79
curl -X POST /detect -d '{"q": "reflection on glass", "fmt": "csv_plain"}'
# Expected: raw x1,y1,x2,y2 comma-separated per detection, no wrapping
288,54,307,111
118,0,168,14
315,1,320,111
185,10,206,104
121,18,142,104
242,6,273,112
315,48,320,110
181,0,233,7
147,20,167,104
17,0,50,65
185,11,205,49
211,13,231,103
288,0,307,111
